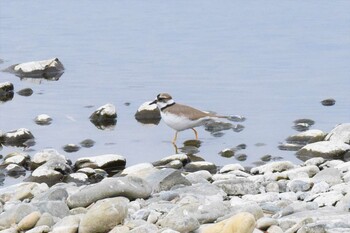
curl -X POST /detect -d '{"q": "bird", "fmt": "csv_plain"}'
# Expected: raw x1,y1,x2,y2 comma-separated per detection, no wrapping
150,93,228,143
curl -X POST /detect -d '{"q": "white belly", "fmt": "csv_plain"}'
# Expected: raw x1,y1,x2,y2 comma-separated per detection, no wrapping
161,112,211,131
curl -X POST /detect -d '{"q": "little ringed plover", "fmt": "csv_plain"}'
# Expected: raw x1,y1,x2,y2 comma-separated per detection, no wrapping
150,93,228,143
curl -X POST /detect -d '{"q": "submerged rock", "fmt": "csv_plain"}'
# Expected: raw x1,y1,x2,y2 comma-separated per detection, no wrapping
89,103,117,129
3,58,64,80
293,119,315,132
135,101,161,124
17,88,33,96
62,144,80,153
80,139,95,148
321,98,336,106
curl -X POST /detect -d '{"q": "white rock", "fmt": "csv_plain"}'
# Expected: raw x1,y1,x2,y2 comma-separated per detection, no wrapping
251,161,296,174
325,123,350,144
297,141,350,158
14,58,64,73
34,114,52,125
219,163,245,173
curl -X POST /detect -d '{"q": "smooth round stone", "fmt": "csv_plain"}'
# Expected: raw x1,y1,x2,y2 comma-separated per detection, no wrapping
79,197,129,233
325,123,350,144
297,141,350,159
17,211,41,231
89,103,117,128
3,152,29,166
152,154,188,167
235,153,247,161
34,114,52,125
265,182,280,193
62,144,80,153
75,154,126,171
219,148,235,158
220,164,245,173
3,128,35,147
256,217,278,230
184,161,217,174
31,149,67,167
251,161,295,174
5,164,26,176
287,180,312,192
312,168,342,186
26,225,51,233
17,88,33,96
321,98,336,106
35,212,55,227
50,215,81,233
286,129,326,145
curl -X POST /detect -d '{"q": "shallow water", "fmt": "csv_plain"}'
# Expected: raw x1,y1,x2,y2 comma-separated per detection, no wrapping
1,1,350,186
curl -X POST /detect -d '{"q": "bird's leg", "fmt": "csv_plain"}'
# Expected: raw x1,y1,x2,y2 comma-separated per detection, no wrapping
192,128,198,140
172,131,178,144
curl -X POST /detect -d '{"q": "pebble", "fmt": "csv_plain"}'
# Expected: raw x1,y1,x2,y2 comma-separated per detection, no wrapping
34,114,52,125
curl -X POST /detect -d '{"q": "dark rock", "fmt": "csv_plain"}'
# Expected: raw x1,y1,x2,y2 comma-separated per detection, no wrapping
75,154,126,172
184,161,217,174
3,128,35,147
17,88,33,96
62,144,80,153
80,139,95,148
321,98,336,106
0,82,14,103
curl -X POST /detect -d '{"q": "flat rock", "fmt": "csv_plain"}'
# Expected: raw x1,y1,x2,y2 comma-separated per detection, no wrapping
251,161,295,174
213,177,259,195
312,168,342,186
30,149,67,169
297,141,350,159
184,161,217,174
325,123,350,144
79,197,129,233
286,129,326,145
75,154,126,171
153,154,189,167
219,164,245,173
67,176,151,208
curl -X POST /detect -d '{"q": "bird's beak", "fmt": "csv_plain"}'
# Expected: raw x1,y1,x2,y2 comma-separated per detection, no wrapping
149,99,157,105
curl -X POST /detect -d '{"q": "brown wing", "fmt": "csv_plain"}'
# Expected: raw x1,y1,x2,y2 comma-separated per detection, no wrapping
164,103,216,120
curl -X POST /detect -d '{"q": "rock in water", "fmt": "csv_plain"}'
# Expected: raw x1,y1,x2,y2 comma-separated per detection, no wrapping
3,128,35,147
321,98,336,106
3,58,64,80
135,101,161,124
89,103,117,129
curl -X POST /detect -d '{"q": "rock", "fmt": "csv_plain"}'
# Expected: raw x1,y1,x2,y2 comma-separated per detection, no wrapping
202,212,256,233
297,141,350,159
26,158,72,186
219,164,245,173
184,161,217,174
34,114,52,125
51,215,80,233
256,217,278,231
64,173,89,185
3,128,35,147
89,103,117,129
242,193,279,203
293,119,315,132
30,149,67,169
303,157,325,167
204,121,234,133
185,170,212,184
67,176,151,208
251,161,295,174
278,143,303,151
5,164,26,177
134,101,161,124
0,82,14,102
286,130,326,145
157,204,200,233
17,211,41,231
287,180,312,192
3,58,64,79
266,225,284,233
325,123,350,144
144,168,191,192
26,225,51,233
62,144,80,153
321,98,336,106
312,168,342,186
79,197,129,233
75,154,126,172
153,154,189,167
79,139,95,148
213,177,259,195
35,212,55,228
311,191,344,207
2,152,30,166
0,203,38,229
17,88,33,96
33,200,70,218
129,223,158,232
121,163,157,178
219,148,235,158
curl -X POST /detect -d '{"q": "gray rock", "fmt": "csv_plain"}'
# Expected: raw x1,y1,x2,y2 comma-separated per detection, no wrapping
152,154,189,167
185,170,212,184
79,197,129,233
75,154,126,171
144,168,191,193
67,176,151,208
17,88,33,97
31,186,68,202
157,203,200,233
312,168,342,186
35,212,55,228
336,192,350,211
79,139,95,148
184,161,217,174
325,123,350,144
219,163,245,173
30,149,67,169
121,163,157,178
311,191,344,207
297,141,350,159
256,217,278,230
303,157,325,167
2,152,29,166
0,203,38,229
129,223,158,233
287,180,312,192
51,215,81,233
242,192,280,203
33,200,70,218
213,177,259,195
321,98,336,106
62,144,80,153
0,82,13,93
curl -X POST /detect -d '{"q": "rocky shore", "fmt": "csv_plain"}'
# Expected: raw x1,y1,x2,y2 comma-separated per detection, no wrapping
0,146,350,233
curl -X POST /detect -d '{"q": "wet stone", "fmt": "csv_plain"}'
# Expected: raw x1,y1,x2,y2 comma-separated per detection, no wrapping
62,144,80,153
17,88,33,96
75,154,126,172
89,103,117,129
297,141,350,159
235,153,247,161
134,101,161,125
321,98,336,106
325,123,350,144
79,139,95,148
34,114,52,125
184,161,217,174
219,148,235,158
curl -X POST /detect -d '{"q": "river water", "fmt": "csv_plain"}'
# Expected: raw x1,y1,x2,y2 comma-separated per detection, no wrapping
0,1,349,186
